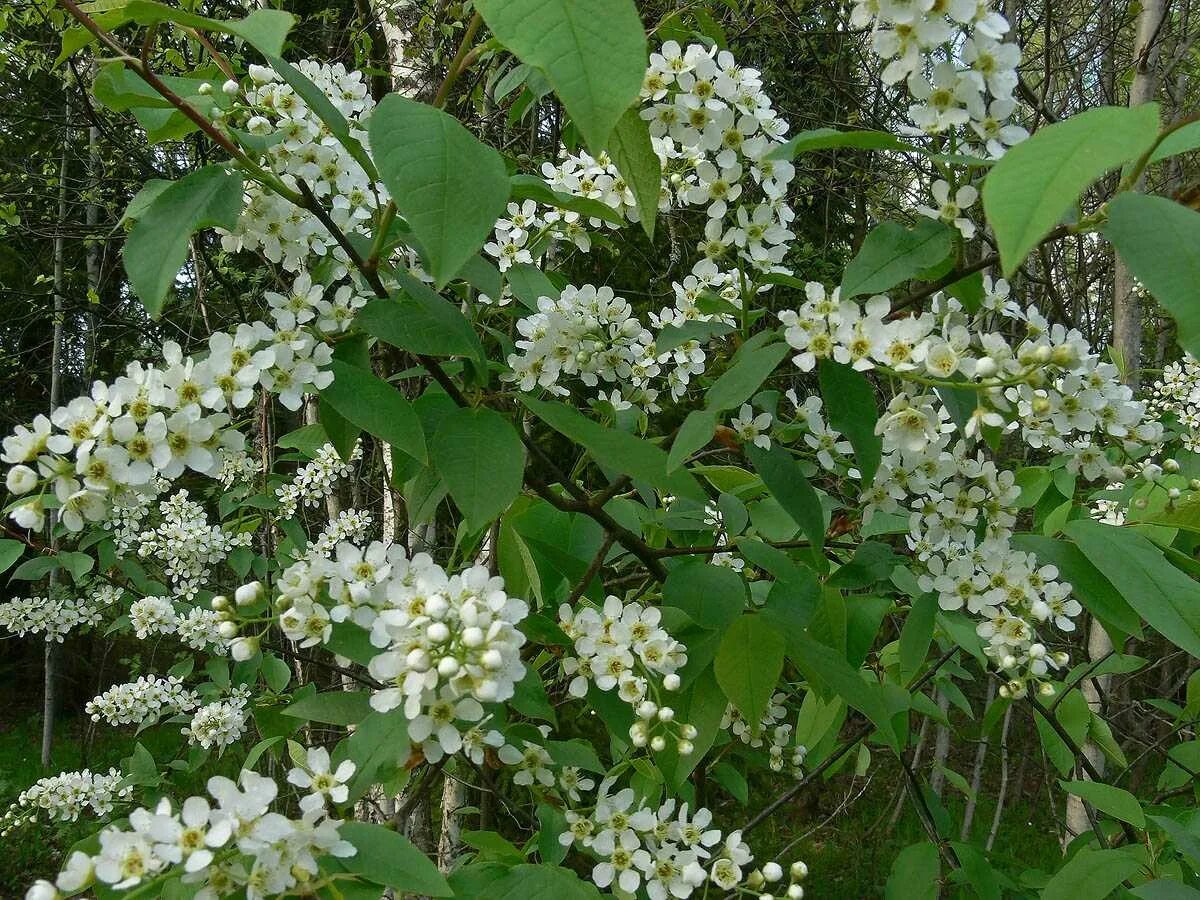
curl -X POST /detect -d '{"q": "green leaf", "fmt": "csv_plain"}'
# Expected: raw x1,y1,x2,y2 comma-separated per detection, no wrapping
784,630,902,750
276,423,330,458
1041,848,1141,900
745,444,825,551
58,551,94,581
1105,193,1200,358
320,359,427,463
345,709,410,802
521,396,705,501
358,272,485,367
124,166,243,317
484,864,603,900
368,96,509,287
949,842,1001,900
1059,779,1146,828
705,342,790,412
544,739,605,773
817,359,881,485
338,821,453,896
0,539,25,575
537,805,570,865
1151,120,1200,163
11,555,59,581
431,407,525,527
840,219,953,299
606,108,660,240
714,614,785,727
768,127,917,160
983,104,1161,275
462,830,526,864
475,0,646,153
124,1,295,56
504,261,559,310
1132,882,1200,899
885,841,939,900
898,593,937,684
668,409,716,472
326,622,378,667
282,690,372,726
1065,519,1200,657
663,559,746,630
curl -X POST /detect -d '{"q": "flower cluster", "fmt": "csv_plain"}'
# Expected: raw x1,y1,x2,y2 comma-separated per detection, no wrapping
721,692,807,773
559,780,809,899
275,441,361,517
251,540,529,763
134,490,252,599
365,561,529,761
0,583,120,642
220,63,381,271
1149,355,1200,452
852,0,1028,157
558,596,694,754
780,285,1161,459
0,768,130,834
25,768,355,899
182,687,252,751
85,675,199,727
1,307,338,532
503,283,710,412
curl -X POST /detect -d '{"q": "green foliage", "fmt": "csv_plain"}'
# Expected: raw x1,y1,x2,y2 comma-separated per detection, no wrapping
337,821,453,895
123,166,243,317
356,275,486,369
368,96,509,286
1104,193,1200,359
840,219,953,299
714,613,785,730
983,104,1161,274
606,108,660,240
431,407,526,528
885,841,939,899
663,559,747,630
817,360,882,486
475,0,646,153
282,690,372,726
320,359,427,463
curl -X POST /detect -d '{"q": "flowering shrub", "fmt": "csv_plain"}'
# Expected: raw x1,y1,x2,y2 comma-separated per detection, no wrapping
5,0,1200,897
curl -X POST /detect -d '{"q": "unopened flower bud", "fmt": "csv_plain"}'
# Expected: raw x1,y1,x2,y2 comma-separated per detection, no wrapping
763,862,783,883
974,356,997,378
1034,345,1052,364
5,464,37,495
235,581,263,606
629,722,648,747
657,706,675,722
437,656,459,677
787,886,805,899
198,82,213,95
677,739,694,756
663,673,681,691
681,723,698,739
1050,345,1077,368
1164,458,1181,473
790,861,808,880
1001,654,1017,670
427,622,450,643
406,648,431,671
217,620,238,639
747,870,765,889
481,648,503,669
222,79,239,95
231,635,258,661
650,735,666,752
1039,682,1055,697
1169,487,1181,500
637,700,658,720
462,626,484,647
211,595,230,611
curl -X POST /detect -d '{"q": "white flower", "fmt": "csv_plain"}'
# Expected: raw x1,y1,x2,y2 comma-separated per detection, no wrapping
731,404,772,449
287,746,356,812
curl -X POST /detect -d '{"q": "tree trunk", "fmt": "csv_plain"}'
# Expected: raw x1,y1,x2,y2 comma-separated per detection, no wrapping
1111,0,1169,388
42,87,72,770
